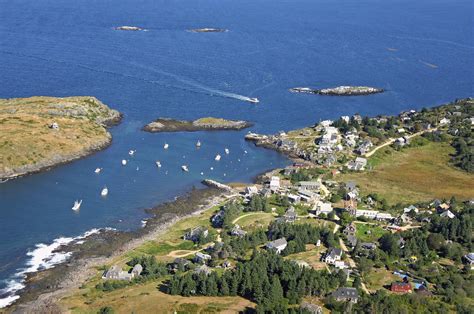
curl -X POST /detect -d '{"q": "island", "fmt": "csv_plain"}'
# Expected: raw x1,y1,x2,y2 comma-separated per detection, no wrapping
0,96,122,180
289,85,384,96
188,28,228,33
114,26,144,31
142,117,253,133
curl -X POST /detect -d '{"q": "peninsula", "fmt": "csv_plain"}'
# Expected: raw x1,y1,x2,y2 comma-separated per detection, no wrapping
290,85,384,96
0,96,122,180
142,117,253,133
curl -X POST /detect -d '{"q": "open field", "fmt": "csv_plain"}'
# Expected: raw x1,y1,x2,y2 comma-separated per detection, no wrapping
0,96,120,179
61,280,254,314
285,244,327,270
234,212,275,231
339,141,474,204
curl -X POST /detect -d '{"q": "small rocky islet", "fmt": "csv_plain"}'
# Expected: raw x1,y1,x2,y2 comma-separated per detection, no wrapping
142,117,253,133
289,85,384,96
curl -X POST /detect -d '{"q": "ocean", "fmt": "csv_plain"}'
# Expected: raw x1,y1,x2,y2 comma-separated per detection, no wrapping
0,0,473,307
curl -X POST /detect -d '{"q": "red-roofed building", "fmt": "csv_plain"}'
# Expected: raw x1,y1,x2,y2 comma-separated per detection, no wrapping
391,282,412,293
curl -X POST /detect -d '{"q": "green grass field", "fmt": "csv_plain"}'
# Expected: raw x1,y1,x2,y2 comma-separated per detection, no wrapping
355,223,387,242
339,140,474,205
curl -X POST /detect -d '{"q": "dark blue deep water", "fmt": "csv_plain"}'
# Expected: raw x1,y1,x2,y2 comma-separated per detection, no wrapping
0,0,473,306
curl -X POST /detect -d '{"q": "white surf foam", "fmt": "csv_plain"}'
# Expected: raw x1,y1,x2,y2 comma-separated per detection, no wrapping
0,228,112,308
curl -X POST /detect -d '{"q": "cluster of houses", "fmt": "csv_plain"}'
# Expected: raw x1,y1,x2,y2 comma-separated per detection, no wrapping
103,264,143,281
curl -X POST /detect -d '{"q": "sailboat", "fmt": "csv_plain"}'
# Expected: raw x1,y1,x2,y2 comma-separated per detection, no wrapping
101,187,108,197
164,143,169,149
156,161,162,168
196,140,201,147
94,168,102,174
72,200,82,211
181,165,189,172
215,154,221,161
224,148,230,154
122,159,127,166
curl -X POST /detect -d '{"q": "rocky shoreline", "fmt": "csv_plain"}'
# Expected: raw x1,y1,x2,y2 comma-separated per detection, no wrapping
143,117,253,133
8,187,227,313
289,85,384,96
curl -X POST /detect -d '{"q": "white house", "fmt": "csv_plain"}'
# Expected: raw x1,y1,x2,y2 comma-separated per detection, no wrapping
323,247,343,265
355,209,379,219
269,176,280,190
266,238,288,254
314,201,333,216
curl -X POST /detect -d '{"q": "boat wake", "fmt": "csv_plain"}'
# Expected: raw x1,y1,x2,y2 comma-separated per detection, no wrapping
0,50,257,103
0,228,113,309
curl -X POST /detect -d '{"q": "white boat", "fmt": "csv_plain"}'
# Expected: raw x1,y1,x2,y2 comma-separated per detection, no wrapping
164,143,169,149
101,187,108,197
72,200,82,211
210,167,214,170
94,168,102,174
244,150,248,154
200,172,204,175
129,150,136,156
156,161,162,168
181,165,189,172
224,148,230,154
122,159,127,166
215,154,221,161
247,97,259,103
196,140,201,147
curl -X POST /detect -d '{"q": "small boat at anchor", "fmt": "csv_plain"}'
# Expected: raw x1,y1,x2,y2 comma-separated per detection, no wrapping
164,143,169,149
181,165,189,172
224,148,230,154
156,161,162,168
94,168,102,174
196,140,201,147
129,150,136,156
121,159,127,166
215,154,221,161
101,187,108,197
72,200,82,211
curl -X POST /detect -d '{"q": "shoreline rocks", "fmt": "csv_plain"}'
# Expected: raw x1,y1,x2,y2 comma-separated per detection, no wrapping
289,86,384,96
143,117,253,133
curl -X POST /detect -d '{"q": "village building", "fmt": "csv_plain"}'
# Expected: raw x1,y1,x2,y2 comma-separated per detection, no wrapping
355,140,373,155
440,210,455,219
347,235,358,248
354,209,379,219
300,302,323,314
361,242,377,250
169,258,191,272
463,253,474,270
245,185,259,196
194,252,212,264
282,206,297,223
323,247,343,265
194,264,212,275
266,238,288,254
347,157,367,171
314,201,333,216
231,224,247,237
184,226,209,242
103,264,143,281
375,212,393,221
298,181,321,191
332,287,359,303
287,193,301,204
298,189,319,203
269,176,281,190
391,282,412,293
343,223,356,236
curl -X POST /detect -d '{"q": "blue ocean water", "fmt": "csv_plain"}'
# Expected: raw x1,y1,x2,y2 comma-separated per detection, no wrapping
0,0,472,306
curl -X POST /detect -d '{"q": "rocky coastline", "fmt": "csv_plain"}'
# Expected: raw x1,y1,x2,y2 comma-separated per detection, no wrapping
142,117,253,133
9,187,228,313
289,85,384,96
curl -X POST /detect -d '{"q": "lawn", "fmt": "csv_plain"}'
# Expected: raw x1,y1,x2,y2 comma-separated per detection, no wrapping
234,212,275,231
339,141,474,204
355,223,388,242
363,268,398,292
285,244,327,270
